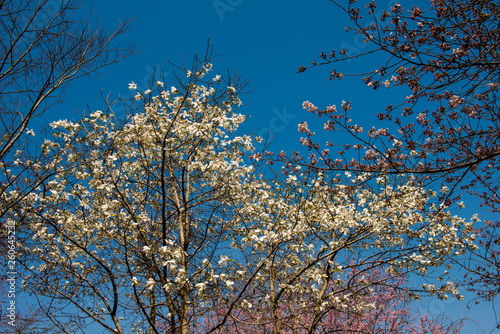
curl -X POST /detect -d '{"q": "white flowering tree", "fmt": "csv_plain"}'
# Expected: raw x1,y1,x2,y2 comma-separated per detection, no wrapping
15,60,475,333
201,168,477,334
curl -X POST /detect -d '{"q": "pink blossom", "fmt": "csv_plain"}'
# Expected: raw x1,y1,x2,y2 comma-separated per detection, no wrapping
300,137,312,147
326,105,337,113
448,95,463,107
323,121,335,131
298,122,309,133
341,100,352,111
391,3,402,13
302,101,318,113
487,82,498,91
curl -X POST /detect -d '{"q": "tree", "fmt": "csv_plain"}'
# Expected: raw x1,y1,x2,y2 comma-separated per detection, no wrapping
0,0,136,219
14,56,476,333
192,270,465,333
294,0,500,303
0,0,134,330
0,0,135,333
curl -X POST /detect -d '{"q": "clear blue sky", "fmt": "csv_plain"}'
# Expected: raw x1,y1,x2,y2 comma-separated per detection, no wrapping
43,0,498,332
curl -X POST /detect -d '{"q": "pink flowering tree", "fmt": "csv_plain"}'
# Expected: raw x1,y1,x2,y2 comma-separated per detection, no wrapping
292,0,500,302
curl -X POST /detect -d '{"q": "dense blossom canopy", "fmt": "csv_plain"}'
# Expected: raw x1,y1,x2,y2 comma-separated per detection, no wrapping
10,63,477,333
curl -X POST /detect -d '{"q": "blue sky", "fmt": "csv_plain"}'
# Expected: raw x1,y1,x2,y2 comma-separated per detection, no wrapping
41,0,498,332
50,0,363,152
